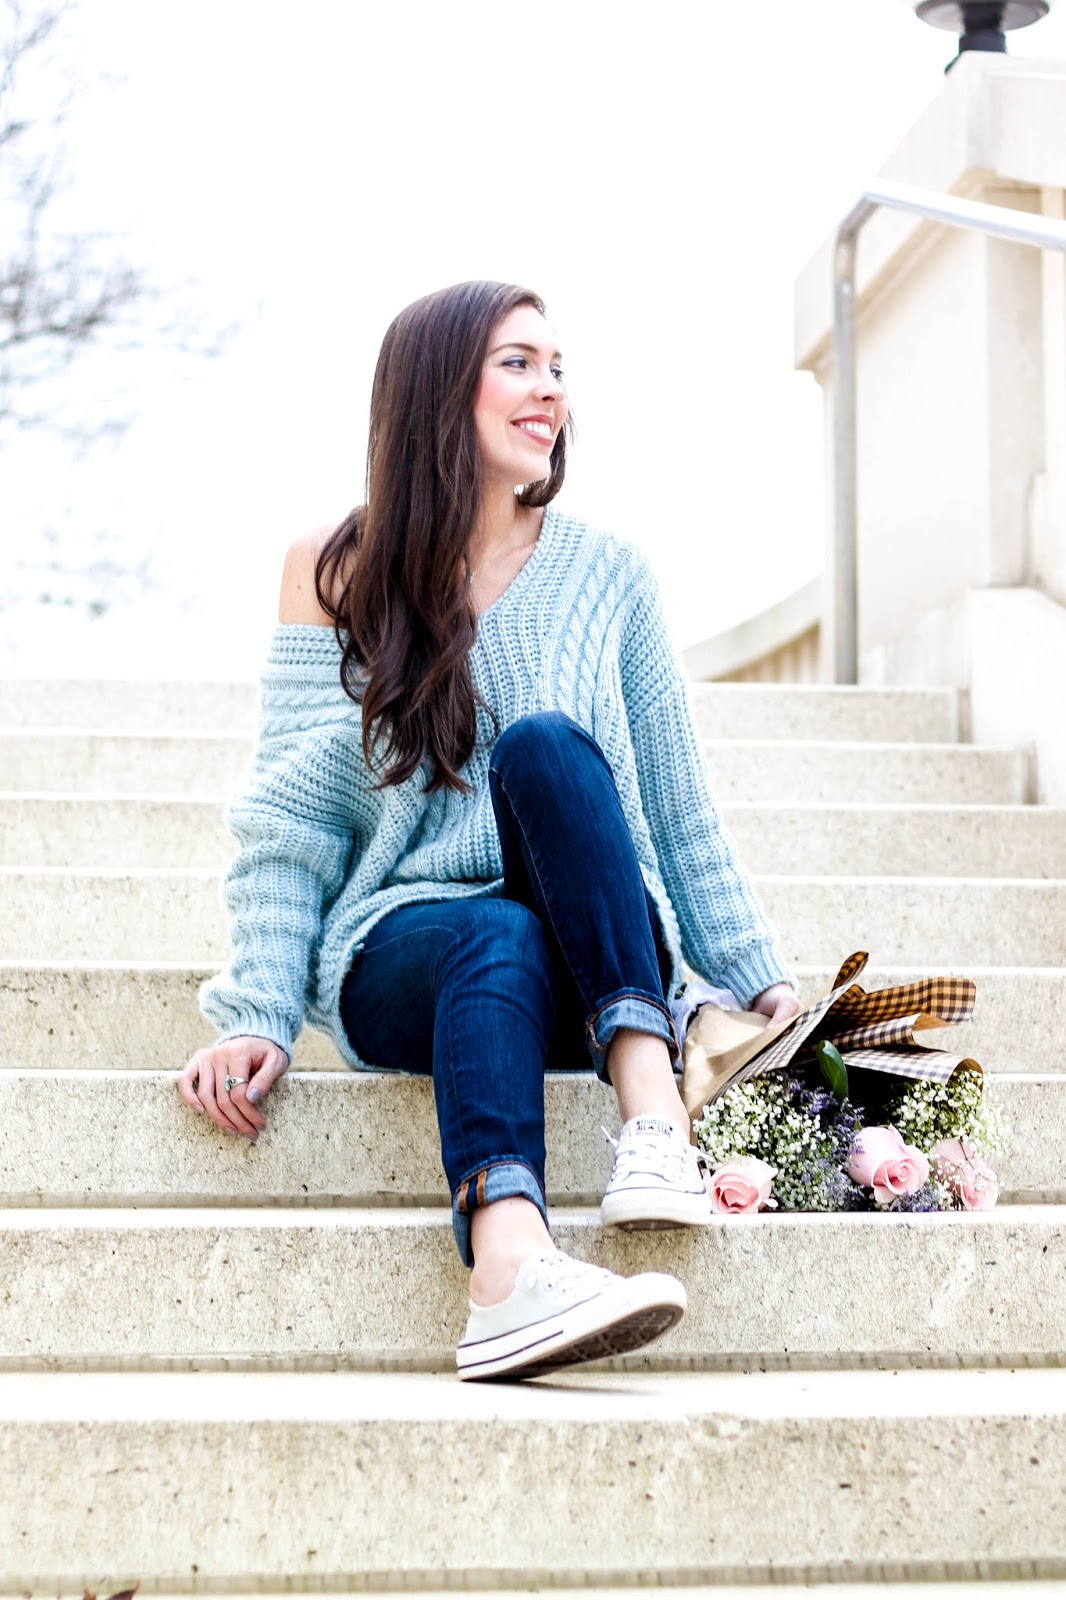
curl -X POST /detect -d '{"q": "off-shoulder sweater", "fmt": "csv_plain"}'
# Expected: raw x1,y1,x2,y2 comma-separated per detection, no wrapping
200,505,792,1067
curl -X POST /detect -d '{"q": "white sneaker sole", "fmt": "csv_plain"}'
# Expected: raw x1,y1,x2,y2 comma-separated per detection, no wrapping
456,1273,687,1382
600,1185,712,1230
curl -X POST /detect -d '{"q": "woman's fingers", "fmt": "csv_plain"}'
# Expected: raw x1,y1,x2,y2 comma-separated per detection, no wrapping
245,1046,288,1105
211,1054,261,1139
177,1054,207,1113
193,1054,232,1136
177,1040,285,1139
751,983,802,1026
228,1078,267,1134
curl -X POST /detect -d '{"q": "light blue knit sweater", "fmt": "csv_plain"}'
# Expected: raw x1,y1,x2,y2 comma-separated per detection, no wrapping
201,505,792,1066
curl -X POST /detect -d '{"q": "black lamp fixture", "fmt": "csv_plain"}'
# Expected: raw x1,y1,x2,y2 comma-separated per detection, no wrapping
912,1,1054,70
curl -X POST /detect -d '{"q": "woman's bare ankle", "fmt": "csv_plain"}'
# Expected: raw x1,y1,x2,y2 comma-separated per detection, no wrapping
606,1028,689,1140
468,1196,554,1307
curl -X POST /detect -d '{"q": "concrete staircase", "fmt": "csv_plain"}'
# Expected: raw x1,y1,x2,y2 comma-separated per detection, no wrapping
1,677,1065,1594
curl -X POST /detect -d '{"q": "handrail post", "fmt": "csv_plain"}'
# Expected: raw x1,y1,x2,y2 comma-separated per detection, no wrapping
826,181,1066,688
832,227,859,685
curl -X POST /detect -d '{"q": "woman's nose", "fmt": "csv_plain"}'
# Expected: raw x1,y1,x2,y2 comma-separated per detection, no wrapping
539,368,565,401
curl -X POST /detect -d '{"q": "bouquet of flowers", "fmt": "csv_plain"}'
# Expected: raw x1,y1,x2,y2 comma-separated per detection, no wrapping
681,952,1006,1216
694,1056,1005,1214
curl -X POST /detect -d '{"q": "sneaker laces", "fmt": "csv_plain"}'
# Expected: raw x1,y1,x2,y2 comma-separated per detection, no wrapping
523,1251,615,1299
602,1124,707,1183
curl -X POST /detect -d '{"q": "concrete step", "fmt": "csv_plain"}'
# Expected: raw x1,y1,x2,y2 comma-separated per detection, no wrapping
16,1590,1064,1600
0,679,258,731
0,793,235,868
4,868,1064,966
0,1207,1063,1370
6,793,1064,877
3,960,1062,1072
726,802,1066,879
688,683,960,743
1,1367,1063,1586
0,730,1028,804
0,1070,1054,1207
0,678,960,742
711,740,1027,805
763,875,1066,968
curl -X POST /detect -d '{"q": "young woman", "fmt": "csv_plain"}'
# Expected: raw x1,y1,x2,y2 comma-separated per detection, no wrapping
179,280,800,1381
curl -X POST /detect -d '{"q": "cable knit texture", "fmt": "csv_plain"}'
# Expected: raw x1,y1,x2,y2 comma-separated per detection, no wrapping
201,505,792,1067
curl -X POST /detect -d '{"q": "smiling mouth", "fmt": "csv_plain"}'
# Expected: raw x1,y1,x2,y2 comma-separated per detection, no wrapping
513,420,553,440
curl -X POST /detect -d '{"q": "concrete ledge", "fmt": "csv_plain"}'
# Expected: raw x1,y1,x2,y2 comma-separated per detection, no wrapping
724,804,1066,879
0,677,961,739
1,1369,1065,1585
0,1208,1064,1369
687,683,957,741
3,961,1062,1072
688,741,1026,807
0,730,249,795
793,57,1066,369
761,876,1066,969
971,587,1066,804
0,680,257,731
0,732,1026,804
0,794,234,869
682,579,822,683
4,869,1063,966
8,795,1063,878
0,960,340,1069
0,1070,1053,1208
34,1589,1066,1600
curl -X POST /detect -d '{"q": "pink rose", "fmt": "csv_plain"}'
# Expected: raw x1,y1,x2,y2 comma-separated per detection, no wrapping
846,1125,930,1204
932,1136,999,1210
706,1157,776,1214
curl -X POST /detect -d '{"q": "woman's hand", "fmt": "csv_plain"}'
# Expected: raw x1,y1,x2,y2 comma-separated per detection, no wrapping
177,1037,289,1140
750,983,803,1026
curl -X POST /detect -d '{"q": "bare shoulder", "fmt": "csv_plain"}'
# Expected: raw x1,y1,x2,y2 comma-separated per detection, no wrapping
279,527,337,625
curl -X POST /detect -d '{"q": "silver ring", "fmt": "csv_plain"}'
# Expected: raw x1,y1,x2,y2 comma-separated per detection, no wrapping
224,1076,246,1092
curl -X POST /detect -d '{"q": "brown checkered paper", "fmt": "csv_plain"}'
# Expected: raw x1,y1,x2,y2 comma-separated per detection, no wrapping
681,951,981,1123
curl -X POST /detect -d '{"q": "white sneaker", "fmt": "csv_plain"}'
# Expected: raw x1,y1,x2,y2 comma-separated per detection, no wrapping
456,1250,686,1382
600,1115,712,1230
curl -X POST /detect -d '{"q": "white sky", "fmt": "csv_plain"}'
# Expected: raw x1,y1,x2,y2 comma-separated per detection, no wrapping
4,0,1066,678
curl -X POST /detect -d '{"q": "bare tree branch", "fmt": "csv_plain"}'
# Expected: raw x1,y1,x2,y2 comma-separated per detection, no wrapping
0,0,229,442
0,0,233,617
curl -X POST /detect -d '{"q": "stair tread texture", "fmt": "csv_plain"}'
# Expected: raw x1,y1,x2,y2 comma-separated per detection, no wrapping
3,960,1062,1069
4,868,1063,964
0,729,1027,803
0,677,960,740
1,1207,1063,1369
5,794,1065,876
1,1369,1064,1590
0,1070,1056,1205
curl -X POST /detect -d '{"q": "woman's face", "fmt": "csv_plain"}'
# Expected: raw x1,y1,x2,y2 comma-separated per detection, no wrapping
473,304,568,489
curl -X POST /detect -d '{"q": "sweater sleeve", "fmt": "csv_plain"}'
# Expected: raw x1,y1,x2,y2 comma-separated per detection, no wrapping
619,551,793,1004
199,626,362,1058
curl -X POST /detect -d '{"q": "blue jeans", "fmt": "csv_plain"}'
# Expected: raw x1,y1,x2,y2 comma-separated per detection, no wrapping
339,712,679,1266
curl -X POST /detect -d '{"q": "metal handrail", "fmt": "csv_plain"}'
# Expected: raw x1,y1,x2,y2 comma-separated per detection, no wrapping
832,178,1066,682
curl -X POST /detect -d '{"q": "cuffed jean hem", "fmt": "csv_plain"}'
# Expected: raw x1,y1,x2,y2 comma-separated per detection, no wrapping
585,990,681,1082
451,1157,548,1268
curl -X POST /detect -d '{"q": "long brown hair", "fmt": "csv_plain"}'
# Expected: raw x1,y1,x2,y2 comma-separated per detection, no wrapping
316,280,570,795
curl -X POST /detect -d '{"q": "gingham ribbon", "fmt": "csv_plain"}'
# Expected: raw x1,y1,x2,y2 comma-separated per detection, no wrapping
838,1047,982,1085
740,953,980,1090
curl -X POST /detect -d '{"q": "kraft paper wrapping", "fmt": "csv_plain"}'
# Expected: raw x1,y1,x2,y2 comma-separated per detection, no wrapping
681,951,982,1123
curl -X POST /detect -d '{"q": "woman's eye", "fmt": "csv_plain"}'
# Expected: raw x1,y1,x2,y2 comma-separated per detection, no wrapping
501,356,565,383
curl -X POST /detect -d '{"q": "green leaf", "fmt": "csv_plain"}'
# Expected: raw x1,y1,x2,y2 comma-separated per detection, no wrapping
815,1040,849,1102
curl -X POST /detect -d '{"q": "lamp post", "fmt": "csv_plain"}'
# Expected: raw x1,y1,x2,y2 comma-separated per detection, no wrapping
911,2,1054,70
